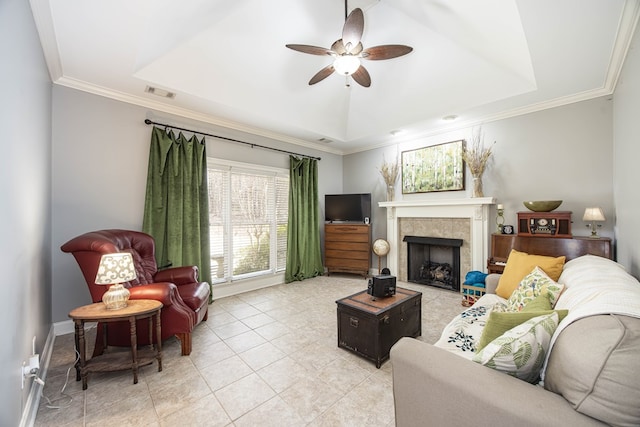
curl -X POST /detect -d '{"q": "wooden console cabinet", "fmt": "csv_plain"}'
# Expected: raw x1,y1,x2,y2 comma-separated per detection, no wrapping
488,233,612,274
325,223,371,277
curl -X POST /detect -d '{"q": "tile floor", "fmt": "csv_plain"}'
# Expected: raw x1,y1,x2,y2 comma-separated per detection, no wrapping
35,275,463,426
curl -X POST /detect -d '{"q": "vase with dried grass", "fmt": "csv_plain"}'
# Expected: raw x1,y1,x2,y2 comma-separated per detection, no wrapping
462,128,494,198
378,156,400,201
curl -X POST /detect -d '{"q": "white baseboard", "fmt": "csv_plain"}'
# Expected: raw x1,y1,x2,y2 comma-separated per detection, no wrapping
211,273,285,300
53,319,75,336
19,325,55,427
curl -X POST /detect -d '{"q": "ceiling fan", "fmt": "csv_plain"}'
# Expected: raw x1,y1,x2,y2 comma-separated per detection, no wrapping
286,2,413,87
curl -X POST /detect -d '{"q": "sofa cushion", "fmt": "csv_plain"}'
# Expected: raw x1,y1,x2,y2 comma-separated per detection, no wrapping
506,266,565,311
434,294,506,359
496,250,565,299
476,295,568,352
472,312,560,383
544,314,640,426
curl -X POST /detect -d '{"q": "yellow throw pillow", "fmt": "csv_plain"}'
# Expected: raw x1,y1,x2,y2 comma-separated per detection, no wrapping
496,249,566,299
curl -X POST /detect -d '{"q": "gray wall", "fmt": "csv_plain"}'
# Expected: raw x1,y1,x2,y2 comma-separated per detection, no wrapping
613,25,640,278
344,96,615,270
52,86,343,324
0,0,53,425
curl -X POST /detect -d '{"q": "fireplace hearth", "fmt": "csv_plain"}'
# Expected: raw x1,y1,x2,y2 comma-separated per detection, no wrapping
403,236,463,291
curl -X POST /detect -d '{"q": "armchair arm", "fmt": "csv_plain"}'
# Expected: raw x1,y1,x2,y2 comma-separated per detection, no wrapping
154,266,199,285
128,283,178,307
485,273,501,294
390,338,604,427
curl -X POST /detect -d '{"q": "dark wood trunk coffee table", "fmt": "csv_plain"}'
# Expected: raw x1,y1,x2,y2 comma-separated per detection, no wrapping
336,287,422,368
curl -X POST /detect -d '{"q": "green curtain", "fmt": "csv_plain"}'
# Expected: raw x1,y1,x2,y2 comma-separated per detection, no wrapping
142,126,212,286
285,156,323,282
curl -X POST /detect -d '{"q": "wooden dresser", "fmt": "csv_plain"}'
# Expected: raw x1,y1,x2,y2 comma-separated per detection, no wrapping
325,223,371,277
487,233,612,274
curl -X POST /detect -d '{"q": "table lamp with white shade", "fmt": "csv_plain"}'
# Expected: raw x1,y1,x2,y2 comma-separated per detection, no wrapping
583,207,605,238
94,252,137,310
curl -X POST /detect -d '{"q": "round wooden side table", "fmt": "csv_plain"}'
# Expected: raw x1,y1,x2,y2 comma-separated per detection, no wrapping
68,299,163,390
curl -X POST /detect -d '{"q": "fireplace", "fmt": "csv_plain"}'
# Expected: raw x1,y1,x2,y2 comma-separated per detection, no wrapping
378,198,495,286
403,236,463,291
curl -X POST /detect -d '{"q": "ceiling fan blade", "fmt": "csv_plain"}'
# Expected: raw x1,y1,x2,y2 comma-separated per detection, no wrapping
351,65,371,88
309,64,335,85
342,8,364,52
286,44,333,56
362,45,413,60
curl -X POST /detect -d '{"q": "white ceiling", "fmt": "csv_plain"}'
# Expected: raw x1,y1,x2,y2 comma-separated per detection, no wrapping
31,0,639,154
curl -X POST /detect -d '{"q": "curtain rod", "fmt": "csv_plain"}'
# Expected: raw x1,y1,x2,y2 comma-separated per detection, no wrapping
144,119,321,161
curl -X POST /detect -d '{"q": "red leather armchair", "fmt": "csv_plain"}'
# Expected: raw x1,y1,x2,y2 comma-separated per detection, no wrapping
61,229,210,356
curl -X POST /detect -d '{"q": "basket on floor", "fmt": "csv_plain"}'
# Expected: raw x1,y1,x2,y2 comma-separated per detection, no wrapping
461,283,486,307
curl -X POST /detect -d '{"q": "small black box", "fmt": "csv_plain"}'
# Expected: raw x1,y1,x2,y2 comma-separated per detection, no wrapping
367,274,396,298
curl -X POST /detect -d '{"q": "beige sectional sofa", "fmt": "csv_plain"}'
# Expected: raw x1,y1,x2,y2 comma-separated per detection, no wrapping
390,255,640,427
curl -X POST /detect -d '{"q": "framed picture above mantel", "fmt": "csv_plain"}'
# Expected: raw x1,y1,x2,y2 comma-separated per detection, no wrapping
401,140,465,194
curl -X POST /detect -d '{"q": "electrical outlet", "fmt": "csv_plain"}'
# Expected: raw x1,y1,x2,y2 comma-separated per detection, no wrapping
22,353,40,389
22,336,43,389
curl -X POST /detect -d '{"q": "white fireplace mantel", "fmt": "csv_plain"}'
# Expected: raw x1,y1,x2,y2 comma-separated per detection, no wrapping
379,197,496,276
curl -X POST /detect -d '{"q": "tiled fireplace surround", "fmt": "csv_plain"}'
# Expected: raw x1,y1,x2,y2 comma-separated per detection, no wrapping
379,198,495,286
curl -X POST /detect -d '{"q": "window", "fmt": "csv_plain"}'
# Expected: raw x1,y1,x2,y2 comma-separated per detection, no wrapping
207,158,289,283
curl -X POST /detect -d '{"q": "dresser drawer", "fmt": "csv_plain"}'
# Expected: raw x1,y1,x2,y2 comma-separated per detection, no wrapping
325,241,370,252
325,249,369,261
326,224,369,234
326,257,369,269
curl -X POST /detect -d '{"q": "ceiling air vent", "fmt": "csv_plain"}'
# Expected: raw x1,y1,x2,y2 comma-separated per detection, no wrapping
145,86,176,99
317,137,332,144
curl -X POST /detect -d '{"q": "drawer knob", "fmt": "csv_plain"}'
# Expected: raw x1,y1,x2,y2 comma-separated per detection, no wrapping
349,317,359,328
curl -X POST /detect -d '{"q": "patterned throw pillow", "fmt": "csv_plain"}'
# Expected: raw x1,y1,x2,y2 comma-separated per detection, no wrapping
495,250,565,299
476,302,568,352
491,302,509,313
472,312,560,384
506,266,565,312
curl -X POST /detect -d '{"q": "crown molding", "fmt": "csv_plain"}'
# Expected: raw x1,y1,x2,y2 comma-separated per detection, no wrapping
54,76,345,156
342,85,614,155
604,0,640,91
29,0,63,81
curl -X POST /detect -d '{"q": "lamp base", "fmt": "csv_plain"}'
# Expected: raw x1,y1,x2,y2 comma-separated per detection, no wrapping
588,223,601,239
102,284,130,310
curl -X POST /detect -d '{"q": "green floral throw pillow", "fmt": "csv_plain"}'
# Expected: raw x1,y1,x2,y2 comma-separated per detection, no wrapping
506,266,564,312
472,312,560,384
476,296,568,352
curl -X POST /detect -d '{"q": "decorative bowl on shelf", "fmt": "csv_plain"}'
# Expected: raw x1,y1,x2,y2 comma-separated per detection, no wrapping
523,200,563,212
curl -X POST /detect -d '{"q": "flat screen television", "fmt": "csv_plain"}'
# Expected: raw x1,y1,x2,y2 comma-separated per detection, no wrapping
325,193,371,223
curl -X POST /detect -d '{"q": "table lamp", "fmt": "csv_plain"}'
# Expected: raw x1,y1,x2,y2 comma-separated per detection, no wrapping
583,207,605,238
94,252,137,310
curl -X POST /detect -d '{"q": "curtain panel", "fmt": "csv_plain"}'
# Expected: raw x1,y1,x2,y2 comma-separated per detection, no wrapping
142,126,212,286
285,156,323,282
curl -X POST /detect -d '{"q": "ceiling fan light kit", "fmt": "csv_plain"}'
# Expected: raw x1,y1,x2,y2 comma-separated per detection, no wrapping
286,4,413,88
334,55,361,75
